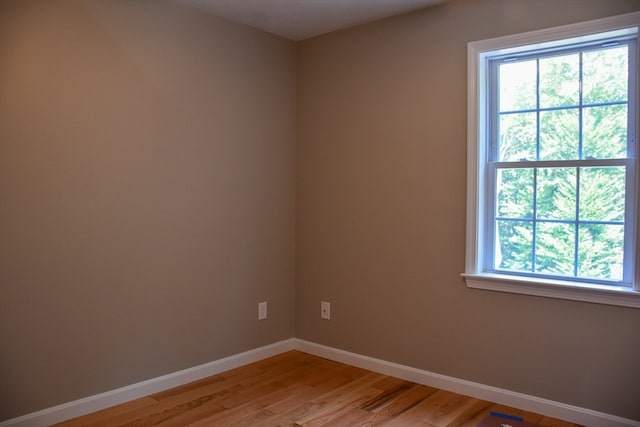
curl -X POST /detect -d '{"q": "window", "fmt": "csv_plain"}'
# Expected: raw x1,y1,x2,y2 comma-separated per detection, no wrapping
465,12,640,308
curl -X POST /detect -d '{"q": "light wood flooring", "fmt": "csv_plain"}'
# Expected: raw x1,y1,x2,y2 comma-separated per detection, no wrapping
54,350,582,427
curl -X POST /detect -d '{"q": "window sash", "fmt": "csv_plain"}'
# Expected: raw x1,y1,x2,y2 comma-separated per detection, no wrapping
484,160,636,286
488,39,636,162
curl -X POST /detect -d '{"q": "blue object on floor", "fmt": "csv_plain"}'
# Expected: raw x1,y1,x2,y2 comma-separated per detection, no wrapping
489,411,525,422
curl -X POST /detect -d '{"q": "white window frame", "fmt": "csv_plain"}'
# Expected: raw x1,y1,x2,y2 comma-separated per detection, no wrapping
464,11,640,309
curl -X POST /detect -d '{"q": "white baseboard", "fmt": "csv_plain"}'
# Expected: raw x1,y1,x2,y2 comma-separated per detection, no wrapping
0,339,296,427
293,339,640,427
2,338,638,427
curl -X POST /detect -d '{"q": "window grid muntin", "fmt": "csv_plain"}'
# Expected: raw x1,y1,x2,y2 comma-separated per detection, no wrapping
499,100,628,116
486,38,635,286
531,164,539,272
573,163,581,277
577,51,584,162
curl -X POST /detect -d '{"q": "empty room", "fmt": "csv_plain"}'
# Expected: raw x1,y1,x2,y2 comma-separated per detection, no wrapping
1,0,639,426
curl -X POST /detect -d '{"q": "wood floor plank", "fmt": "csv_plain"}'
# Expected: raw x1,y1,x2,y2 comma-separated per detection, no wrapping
295,386,381,426
84,394,224,427
149,374,230,401
189,384,311,427
139,353,315,424
538,416,581,427
55,351,583,427
321,407,372,427
141,400,226,427
51,397,158,427
217,358,330,410
361,383,439,426
446,399,494,427
359,379,415,411
294,372,387,426
381,390,483,427
245,370,384,427
236,386,326,427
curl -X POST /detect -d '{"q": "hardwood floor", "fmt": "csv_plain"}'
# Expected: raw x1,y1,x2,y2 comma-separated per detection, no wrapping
54,351,582,427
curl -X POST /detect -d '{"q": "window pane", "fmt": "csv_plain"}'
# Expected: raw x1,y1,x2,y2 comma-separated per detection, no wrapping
583,105,627,159
579,167,626,222
536,167,576,220
540,53,579,108
578,224,624,281
499,112,536,161
535,222,575,276
499,60,537,112
495,220,533,272
583,46,628,105
497,168,534,218
540,109,579,160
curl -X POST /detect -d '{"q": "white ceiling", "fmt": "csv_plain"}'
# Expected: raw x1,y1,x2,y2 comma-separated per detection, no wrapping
177,0,447,41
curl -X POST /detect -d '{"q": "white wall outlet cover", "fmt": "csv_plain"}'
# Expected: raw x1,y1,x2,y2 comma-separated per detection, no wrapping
321,301,330,320
258,302,267,320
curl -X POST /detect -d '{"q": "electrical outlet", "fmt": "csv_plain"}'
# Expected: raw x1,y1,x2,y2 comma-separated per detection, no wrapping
321,301,330,320
258,301,267,320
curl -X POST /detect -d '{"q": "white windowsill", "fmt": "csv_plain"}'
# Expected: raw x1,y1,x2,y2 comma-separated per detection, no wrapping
462,273,640,308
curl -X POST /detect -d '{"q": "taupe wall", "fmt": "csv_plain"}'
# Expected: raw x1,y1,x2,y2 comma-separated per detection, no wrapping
0,0,295,420
296,0,640,421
